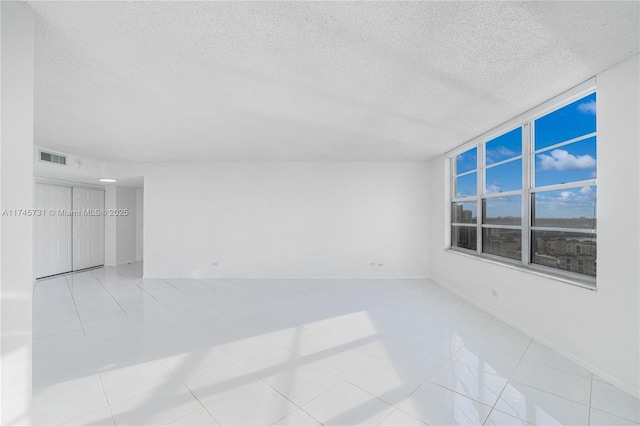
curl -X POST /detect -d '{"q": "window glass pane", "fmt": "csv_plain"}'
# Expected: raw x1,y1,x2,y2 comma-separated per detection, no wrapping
531,230,596,277
452,226,476,251
486,159,522,193
534,137,596,187
456,147,477,174
452,202,477,224
534,93,596,150
483,195,521,225
483,228,521,260
455,172,477,198
532,186,596,229
486,127,522,165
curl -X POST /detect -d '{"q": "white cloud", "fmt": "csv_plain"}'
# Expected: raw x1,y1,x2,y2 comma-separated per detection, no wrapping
559,191,572,200
577,100,596,115
538,149,596,171
498,146,515,156
486,183,501,194
535,188,596,217
486,146,516,165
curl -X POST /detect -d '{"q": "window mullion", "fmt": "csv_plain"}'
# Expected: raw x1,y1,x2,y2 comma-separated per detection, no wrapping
522,122,532,267
531,180,597,193
450,157,456,200
477,144,484,255
532,131,596,154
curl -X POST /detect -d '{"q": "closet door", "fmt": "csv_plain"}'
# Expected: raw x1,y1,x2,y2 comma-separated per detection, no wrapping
73,188,105,270
35,183,73,278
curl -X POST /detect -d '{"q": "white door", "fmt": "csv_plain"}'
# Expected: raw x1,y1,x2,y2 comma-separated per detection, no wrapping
35,183,73,278
73,188,105,270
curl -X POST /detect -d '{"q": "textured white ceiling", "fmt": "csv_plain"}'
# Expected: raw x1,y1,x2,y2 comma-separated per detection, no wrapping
30,1,639,162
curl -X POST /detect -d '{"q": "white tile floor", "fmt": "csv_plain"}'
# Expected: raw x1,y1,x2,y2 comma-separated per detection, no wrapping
33,264,639,426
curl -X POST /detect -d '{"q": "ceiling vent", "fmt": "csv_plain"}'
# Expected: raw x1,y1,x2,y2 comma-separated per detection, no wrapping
39,150,67,166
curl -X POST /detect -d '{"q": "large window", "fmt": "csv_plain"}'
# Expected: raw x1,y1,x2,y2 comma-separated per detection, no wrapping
449,91,597,286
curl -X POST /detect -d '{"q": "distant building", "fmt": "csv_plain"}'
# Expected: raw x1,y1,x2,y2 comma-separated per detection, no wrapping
534,235,596,276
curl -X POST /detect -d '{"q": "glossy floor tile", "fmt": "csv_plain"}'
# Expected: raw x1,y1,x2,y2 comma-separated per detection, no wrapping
396,380,493,425
32,264,639,425
494,381,590,425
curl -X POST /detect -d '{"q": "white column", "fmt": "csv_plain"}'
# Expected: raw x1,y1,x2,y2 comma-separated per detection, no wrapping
0,1,35,424
104,185,117,266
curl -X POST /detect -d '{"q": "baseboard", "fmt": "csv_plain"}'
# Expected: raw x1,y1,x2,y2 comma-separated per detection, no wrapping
177,275,431,280
430,277,640,399
105,260,139,267
246,276,431,280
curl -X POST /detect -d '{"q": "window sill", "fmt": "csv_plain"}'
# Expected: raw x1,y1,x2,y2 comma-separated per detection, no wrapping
445,248,597,291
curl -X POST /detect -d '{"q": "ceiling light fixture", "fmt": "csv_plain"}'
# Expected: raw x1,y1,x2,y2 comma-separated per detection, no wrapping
99,178,118,183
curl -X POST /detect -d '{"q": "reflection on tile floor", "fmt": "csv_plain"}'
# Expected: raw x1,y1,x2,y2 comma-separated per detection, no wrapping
32,263,639,425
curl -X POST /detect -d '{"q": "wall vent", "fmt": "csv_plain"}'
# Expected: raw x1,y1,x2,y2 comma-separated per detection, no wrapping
39,150,67,166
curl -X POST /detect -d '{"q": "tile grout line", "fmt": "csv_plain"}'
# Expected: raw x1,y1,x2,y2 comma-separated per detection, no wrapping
88,268,134,317
215,344,325,425
511,345,596,380
128,275,205,313
64,275,87,337
118,271,178,303
157,348,273,425
94,376,186,418
176,382,222,425
587,373,594,425
111,267,193,330
155,356,223,425
507,379,600,411
269,378,339,426
93,358,212,425
486,338,605,422
369,319,490,420
338,372,414,419
96,265,174,317
481,338,534,424
150,277,218,314
121,274,212,338
323,314,491,423
126,275,180,307
158,278,192,295
96,373,117,426
585,375,639,425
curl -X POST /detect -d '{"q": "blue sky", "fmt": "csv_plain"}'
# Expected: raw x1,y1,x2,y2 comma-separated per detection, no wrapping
455,93,597,219
486,127,521,165
485,195,521,221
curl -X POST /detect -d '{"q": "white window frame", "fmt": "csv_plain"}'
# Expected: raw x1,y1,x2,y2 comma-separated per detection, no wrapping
446,79,597,289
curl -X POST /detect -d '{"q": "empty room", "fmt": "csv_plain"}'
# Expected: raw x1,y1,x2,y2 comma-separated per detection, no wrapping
1,1,639,425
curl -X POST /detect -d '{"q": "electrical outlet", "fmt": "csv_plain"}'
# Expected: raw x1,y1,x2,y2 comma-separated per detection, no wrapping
370,262,377,266
377,263,383,267
491,289,498,297
212,262,219,266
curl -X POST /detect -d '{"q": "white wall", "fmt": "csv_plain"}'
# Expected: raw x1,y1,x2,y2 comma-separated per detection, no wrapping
115,186,137,264
104,186,137,266
145,162,429,279
0,2,34,424
136,188,143,262
427,54,639,396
